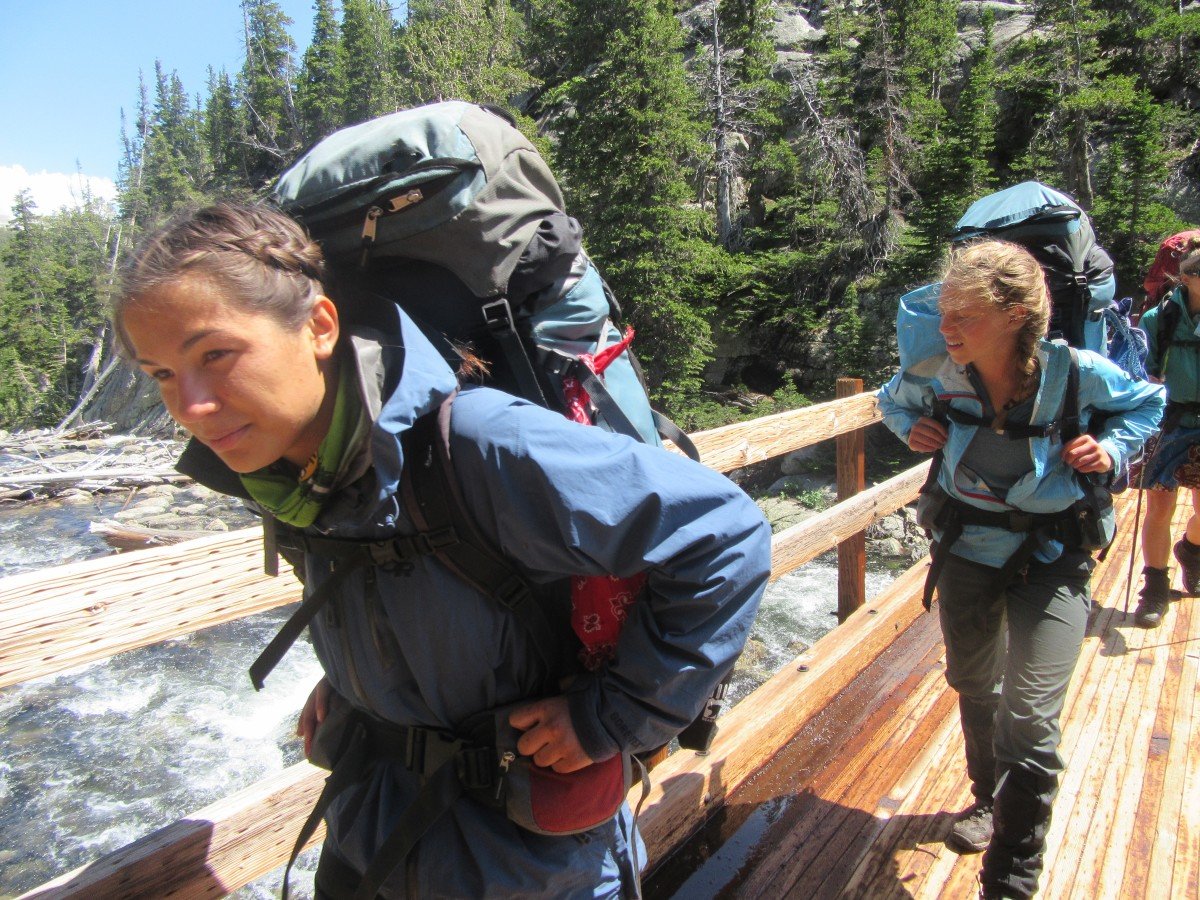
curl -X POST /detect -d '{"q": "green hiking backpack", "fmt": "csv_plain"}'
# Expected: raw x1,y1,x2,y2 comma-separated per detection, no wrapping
269,100,696,459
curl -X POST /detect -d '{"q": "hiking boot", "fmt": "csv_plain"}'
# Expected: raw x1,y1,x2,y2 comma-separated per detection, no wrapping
1135,566,1170,628
1174,539,1200,595
948,801,993,854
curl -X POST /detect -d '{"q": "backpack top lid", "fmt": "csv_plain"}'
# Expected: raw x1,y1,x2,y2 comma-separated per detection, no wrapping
270,101,566,299
1143,230,1200,304
950,181,1083,243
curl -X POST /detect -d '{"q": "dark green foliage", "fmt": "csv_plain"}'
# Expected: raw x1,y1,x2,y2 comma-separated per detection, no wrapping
0,193,114,427
341,0,404,122
401,0,535,106
546,0,717,406
296,0,347,144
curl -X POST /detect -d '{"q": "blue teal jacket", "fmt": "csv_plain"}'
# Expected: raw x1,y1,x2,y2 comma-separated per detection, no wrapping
182,302,771,897
1139,285,1200,427
877,283,1164,569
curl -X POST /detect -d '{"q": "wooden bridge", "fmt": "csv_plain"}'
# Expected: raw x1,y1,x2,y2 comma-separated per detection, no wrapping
2,386,1196,899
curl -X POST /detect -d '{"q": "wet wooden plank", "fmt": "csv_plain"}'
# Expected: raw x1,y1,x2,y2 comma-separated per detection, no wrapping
683,490,1200,900
733,626,954,896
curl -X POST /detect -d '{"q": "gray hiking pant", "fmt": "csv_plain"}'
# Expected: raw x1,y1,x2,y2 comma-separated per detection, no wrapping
935,547,1093,899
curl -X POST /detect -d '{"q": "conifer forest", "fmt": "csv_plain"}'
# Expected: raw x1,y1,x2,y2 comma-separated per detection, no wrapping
1,0,1197,433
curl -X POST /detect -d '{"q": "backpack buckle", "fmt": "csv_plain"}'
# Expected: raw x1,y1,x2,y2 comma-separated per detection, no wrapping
495,574,532,610
482,297,516,334
1008,512,1035,532
417,526,459,553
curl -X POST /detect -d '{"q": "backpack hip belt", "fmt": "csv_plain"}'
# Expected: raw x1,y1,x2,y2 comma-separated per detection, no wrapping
920,489,1089,613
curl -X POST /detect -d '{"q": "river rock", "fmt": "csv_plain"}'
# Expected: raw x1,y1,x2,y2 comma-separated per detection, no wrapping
756,495,817,531
206,519,231,532
57,489,96,505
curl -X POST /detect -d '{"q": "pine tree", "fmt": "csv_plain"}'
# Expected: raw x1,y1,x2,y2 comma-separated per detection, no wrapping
238,0,301,186
341,0,405,122
141,62,209,211
1092,82,1193,292
0,193,113,427
296,0,347,144
547,0,716,405
905,8,998,272
205,67,251,194
401,0,534,107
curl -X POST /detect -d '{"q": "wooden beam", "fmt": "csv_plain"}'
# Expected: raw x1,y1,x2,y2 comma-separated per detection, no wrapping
835,378,867,621
770,462,926,582
19,764,327,900
0,527,299,691
685,392,881,471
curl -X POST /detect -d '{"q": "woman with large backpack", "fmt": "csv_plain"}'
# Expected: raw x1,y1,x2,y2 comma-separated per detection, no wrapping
111,202,772,898
1131,239,1200,628
877,240,1163,899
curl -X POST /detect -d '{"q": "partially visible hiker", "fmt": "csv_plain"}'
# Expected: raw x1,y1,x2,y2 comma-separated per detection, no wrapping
111,201,772,899
1130,238,1200,627
877,240,1163,899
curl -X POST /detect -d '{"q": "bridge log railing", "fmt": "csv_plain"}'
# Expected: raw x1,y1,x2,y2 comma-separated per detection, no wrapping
4,388,929,898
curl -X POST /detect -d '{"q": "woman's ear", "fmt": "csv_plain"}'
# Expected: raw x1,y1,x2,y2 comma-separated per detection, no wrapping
309,295,340,360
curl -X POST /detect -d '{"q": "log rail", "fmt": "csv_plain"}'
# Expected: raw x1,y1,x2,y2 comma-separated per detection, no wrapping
4,388,929,898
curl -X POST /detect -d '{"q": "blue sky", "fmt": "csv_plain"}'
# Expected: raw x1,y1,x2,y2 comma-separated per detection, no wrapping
0,1,319,218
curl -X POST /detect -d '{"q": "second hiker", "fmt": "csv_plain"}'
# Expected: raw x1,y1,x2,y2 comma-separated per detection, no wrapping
877,239,1163,899
1131,237,1200,627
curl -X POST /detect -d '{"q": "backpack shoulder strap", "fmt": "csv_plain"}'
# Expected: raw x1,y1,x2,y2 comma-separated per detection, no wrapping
401,391,569,680
1158,296,1181,359
1062,348,1082,443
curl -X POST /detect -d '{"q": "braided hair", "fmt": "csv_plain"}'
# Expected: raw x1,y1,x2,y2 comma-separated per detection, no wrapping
114,202,327,356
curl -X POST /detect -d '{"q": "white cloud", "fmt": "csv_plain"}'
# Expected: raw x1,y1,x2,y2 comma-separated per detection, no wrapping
0,165,118,225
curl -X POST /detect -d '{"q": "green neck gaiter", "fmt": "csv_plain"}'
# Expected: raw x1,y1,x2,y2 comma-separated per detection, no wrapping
239,367,363,528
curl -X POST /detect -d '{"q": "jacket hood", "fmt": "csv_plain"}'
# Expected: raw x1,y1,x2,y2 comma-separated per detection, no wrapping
347,299,459,503
896,282,947,377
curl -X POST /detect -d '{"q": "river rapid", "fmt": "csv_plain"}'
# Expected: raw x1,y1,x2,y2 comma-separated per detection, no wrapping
0,497,900,898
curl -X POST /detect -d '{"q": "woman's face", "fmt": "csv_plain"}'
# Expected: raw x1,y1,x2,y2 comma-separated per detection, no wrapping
121,274,340,473
938,291,1025,370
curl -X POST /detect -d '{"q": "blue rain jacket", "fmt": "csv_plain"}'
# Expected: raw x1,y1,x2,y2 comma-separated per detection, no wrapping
877,283,1164,569
182,301,771,897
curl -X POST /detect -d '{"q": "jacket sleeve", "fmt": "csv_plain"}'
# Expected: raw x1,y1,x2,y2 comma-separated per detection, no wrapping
448,390,772,760
1077,350,1165,471
876,369,935,444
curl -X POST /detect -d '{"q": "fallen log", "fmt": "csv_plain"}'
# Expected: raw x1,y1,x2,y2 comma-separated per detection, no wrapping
88,520,211,551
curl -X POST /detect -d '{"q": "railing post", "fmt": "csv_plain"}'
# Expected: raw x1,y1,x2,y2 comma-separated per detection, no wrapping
836,377,866,622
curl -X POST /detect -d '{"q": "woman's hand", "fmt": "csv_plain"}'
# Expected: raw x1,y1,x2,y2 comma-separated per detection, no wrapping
509,696,595,773
1061,434,1113,474
908,416,949,453
297,676,332,760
